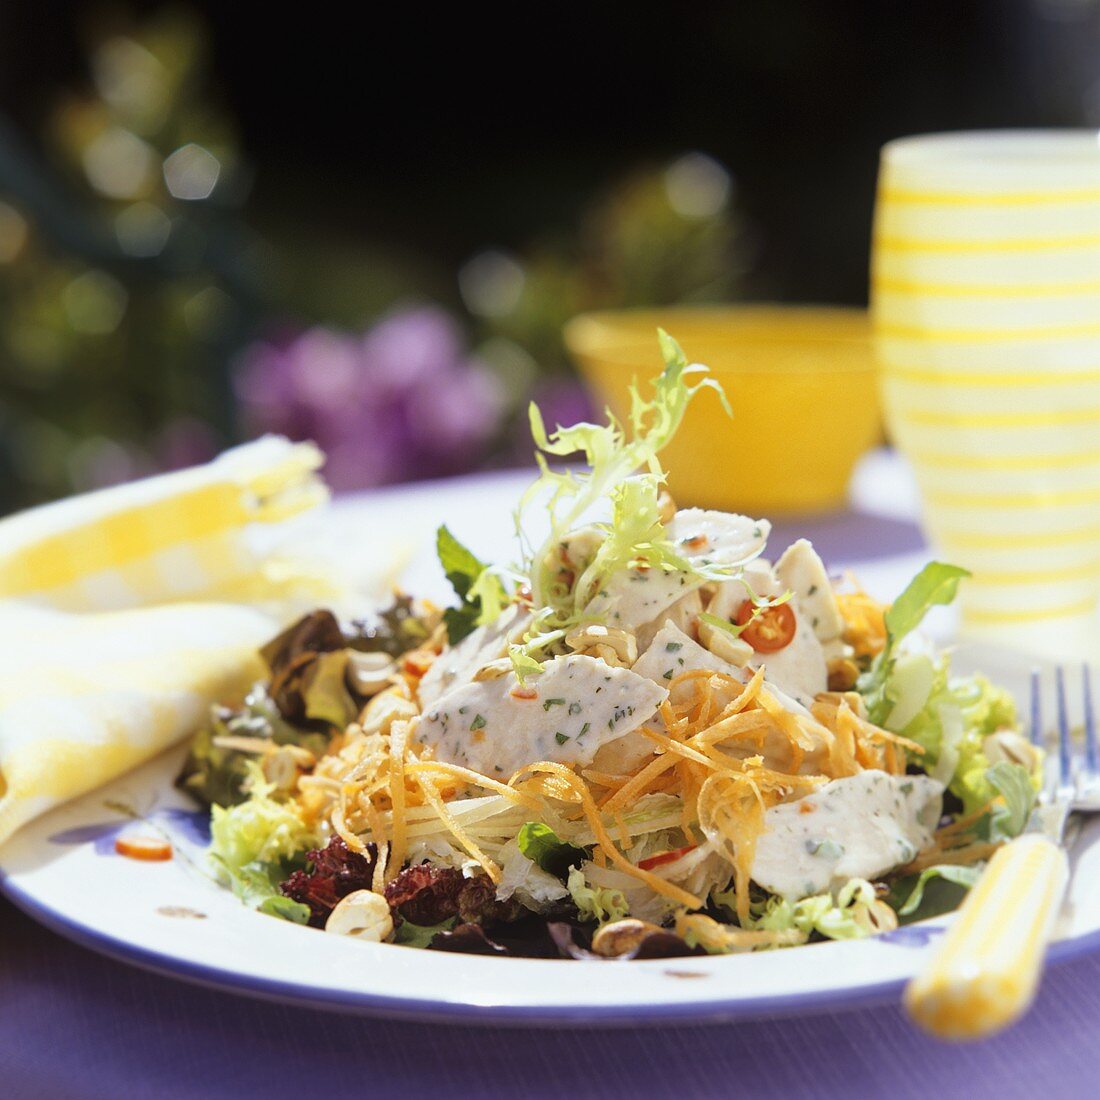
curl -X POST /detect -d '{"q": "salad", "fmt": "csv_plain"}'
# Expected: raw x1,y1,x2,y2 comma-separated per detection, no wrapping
177,332,1040,960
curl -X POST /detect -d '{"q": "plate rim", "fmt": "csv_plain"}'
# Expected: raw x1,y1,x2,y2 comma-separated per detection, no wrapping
4,862,1100,1026
0,865,905,1025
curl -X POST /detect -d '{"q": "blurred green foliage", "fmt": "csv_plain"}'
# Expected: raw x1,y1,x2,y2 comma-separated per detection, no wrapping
0,8,750,511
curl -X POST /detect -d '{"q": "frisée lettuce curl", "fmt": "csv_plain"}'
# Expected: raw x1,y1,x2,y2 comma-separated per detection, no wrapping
209,763,317,921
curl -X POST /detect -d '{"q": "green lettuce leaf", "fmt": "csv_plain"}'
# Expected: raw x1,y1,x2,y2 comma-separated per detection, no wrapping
393,917,458,948
302,651,357,728
883,562,971,650
567,866,629,924
891,664,1023,813
859,561,970,725
852,561,1034,814
437,524,509,644
746,878,885,941
894,863,982,918
209,765,316,914
259,894,312,924
516,821,589,878
347,594,431,658
986,761,1037,841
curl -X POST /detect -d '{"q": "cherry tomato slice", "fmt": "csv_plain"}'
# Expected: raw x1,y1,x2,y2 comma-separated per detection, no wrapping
115,835,173,861
637,844,697,871
734,599,797,653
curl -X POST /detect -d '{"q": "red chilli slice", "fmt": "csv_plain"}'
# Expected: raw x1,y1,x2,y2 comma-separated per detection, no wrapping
637,844,697,871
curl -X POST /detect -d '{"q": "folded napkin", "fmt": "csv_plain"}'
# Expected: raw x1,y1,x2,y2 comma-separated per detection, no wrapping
0,436,335,846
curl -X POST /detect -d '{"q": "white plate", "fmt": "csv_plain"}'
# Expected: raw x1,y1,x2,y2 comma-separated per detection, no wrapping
3,467,1097,1024
2,650,1099,1025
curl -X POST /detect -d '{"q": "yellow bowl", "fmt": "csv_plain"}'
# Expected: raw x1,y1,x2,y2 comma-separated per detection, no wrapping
564,306,880,515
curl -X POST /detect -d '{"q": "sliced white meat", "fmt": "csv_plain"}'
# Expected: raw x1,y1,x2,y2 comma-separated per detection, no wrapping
707,560,826,709
665,509,771,568
632,620,739,694
775,539,843,645
418,605,530,710
751,772,943,900
417,654,667,778
594,621,741,775
582,566,701,635
635,589,703,652
581,510,770,634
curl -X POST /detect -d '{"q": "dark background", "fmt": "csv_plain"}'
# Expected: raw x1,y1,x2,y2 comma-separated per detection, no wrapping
0,0,1097,509
4,0,1097,306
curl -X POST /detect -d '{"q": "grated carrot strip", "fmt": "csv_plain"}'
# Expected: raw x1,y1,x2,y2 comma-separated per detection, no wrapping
511,762,702,909
386,720,409,882
600,752,681,813
406,760,542,808
412,771,502,883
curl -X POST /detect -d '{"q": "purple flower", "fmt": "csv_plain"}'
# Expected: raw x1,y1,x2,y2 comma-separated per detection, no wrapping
235,307,504,490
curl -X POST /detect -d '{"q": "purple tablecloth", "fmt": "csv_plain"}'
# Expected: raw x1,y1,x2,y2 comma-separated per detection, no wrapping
1,477,1092,1098
1,894,1096,1100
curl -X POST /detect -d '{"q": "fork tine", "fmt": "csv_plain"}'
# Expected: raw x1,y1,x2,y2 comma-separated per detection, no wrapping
1056,665,1072,787
1030,668,1043,748
1084,664,1097,777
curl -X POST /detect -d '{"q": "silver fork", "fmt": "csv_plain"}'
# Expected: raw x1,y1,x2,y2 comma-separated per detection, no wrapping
905,664,1095,1039
1031,664,1100,838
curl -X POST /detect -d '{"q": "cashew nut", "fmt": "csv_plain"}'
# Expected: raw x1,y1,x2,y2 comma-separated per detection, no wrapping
324,889,394,942
346,651,398,696
826,658,860,693
359,688,419,735
472,658,514,682
261,745,316,791
591,918,666,958
696,617,753,667
983,729,1042,774
565,624,638,668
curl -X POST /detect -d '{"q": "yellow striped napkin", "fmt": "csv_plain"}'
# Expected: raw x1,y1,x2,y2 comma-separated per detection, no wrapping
0,436,337,846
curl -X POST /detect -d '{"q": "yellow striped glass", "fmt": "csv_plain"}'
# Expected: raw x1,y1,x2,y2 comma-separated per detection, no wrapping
873,131,1100,660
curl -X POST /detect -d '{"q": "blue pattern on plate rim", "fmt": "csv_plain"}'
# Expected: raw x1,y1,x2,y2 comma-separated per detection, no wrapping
878,925,944,948
48,802,210,855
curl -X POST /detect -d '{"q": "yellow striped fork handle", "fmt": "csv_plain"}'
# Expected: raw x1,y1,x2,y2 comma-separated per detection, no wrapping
904,834,1069,1040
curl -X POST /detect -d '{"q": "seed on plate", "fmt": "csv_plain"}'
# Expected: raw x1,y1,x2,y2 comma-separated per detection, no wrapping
115,835,172,861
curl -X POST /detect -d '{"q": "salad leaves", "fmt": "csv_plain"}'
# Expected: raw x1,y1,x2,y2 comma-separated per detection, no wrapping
750,878,890,942
859,561,970,725
209,765,316,918
176,684,329,808
437,525,509,644
567,867,629,924
855,561,1037,815
517,821,589,878
892,864,982,920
